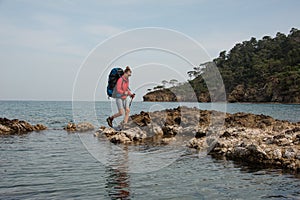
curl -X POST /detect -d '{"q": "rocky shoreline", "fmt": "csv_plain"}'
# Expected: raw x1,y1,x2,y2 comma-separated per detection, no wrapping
95,106,300,172
0,118,47,135
2,108,299,172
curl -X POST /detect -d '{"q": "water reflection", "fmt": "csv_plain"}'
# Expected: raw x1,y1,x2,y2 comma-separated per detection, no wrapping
105,145,131,200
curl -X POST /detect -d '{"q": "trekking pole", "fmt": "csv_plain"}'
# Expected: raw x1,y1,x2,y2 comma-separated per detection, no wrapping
129,97,133,108
129,93,135,107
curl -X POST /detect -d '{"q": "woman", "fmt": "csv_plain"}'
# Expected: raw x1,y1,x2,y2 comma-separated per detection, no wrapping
107,66,135,127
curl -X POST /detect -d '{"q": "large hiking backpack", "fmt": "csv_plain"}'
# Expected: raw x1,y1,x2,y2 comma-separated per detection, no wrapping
107,67,124,98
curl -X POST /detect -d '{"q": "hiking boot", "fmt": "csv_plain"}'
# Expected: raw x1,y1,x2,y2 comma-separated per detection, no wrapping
106,117,113,127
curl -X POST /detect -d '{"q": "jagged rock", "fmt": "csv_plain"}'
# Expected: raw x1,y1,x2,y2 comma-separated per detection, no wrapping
130,111,151,126
33,124,47,131
122,127,147,141
95,126,147,144
162,125,181,136
0,117,47,135
64,122,76,131
110,132,131,144
76,122,94,132
273,149,282,159
187,137,206,149
96,106,300,172
0,124,11,134
148,123,164,136
64,122,94,132
283,148,296,159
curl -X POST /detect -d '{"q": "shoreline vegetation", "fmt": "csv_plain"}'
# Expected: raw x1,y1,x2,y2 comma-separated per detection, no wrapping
143,28,300,103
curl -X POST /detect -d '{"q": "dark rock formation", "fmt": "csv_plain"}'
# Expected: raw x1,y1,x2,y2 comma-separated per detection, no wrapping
0,118,47,135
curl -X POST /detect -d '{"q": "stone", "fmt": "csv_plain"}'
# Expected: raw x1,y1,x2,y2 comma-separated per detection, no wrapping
283,148,296,159
122,127,147,141
0,124,11,134
151,124,164,136
64,122,94,132
76,122,94,132
110,133,131,144
0,117,47,135
162,125,181,136
273,149,282,159
64,122,76,131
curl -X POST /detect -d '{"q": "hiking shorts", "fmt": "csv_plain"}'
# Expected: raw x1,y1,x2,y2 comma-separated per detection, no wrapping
116,96,131,111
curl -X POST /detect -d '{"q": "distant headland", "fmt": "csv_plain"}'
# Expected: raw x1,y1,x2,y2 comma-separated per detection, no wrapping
143,28,300,103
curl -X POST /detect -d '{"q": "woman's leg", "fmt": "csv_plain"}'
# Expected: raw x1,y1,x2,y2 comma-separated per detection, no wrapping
123,96,131,124
107,98,124,127
113,98,124,118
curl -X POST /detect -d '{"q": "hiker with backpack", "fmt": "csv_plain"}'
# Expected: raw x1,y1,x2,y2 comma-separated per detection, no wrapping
106,66,135,128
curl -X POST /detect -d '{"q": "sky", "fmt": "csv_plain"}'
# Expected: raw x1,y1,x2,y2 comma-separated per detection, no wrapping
0,0,300,101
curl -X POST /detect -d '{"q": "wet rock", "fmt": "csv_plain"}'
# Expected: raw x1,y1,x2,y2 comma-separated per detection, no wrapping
0,117,47,135
76,122,94,132
110,132,131,144
33,124,47,131
273,149,282,159
283,148,296,159
96,106,300,172
162,125,181,137
96,126,147,144
122,127,147,141
64,122,76,131
130,111,151,126
64,122,94,132
187,138,204,149
161,137,176,145
149,123,164,136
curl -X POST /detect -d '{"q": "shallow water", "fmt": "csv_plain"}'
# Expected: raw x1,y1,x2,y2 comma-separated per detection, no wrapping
0,101,300,199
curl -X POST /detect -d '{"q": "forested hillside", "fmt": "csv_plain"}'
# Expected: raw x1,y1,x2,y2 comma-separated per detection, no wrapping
144,28,300,103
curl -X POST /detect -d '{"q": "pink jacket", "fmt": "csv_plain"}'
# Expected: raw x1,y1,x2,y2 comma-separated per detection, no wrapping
116,75,132,99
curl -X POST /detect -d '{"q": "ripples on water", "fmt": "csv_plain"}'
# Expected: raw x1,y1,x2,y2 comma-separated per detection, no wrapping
0,101,300,199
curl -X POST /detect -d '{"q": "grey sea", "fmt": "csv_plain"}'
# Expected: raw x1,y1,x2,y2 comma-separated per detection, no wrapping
0,101,300,200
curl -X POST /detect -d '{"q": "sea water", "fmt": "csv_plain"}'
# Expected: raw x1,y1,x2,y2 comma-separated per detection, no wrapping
0,101,299,199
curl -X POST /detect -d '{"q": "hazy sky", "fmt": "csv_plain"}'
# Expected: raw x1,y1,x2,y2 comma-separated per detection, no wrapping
1,0,300,101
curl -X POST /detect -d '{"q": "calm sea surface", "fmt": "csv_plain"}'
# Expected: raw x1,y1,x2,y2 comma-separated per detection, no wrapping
0,101,299,199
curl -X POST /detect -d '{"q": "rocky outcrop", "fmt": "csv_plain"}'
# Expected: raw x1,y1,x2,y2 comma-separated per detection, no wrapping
0,118,47,135
143,89,177,102
188,126,300,171
96,106,300,172
64,122,95,132
143,78,300,103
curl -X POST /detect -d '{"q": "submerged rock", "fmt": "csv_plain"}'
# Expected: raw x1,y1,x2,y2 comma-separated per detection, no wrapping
0,118,47,135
